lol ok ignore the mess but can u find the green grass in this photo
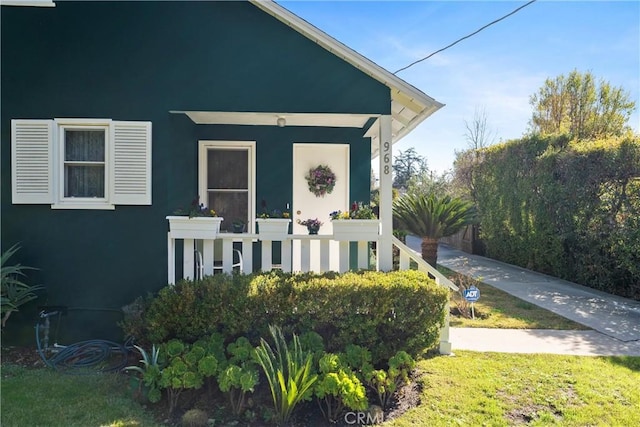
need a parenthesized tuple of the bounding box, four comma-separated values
(1, 364, 160, 427)
(3, 353, 638, 426)
(438, 266, 590, 330)
(385, 352, 640, 426)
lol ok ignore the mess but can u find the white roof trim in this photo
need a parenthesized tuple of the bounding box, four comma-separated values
(1, 0, 55, 6)
(249, 0, 444, 144)
(172, 111, 375, 128)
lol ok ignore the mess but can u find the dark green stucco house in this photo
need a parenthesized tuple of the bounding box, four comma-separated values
(1, 0, 446, 344)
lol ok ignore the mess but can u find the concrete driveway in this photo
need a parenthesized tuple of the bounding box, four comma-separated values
(405, 236, 640, 356)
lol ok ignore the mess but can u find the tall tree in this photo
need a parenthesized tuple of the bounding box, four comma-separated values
(464, 106, 496, 151)
(392, 148, 428, 189)
(452, 106, 495, 204)
(529, 70, 636, 139)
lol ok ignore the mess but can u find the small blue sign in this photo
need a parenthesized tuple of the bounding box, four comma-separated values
(463, 286, 480, 302)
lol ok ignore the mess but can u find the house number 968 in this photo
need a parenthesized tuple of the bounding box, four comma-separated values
(383, 141, 391, 175)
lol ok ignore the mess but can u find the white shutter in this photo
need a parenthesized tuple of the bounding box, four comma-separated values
(111, 121, 152, 205)
(11, 119, 53, 204)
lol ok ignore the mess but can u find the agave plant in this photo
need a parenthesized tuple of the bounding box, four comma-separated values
(1, 244, 43, 328)
(393, 194, 476, 266)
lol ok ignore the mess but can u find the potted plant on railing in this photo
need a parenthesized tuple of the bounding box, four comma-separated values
(231, 219, 246, 234)
(255, 200, 291, 240)
(166, 196, 223, 239)
(297, 218, 323, 235)
(330, 201, 380, 241)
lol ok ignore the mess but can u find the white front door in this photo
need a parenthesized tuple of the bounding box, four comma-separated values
(292, 143, 349, 271)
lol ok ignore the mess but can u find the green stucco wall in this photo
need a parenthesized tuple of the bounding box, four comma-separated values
(1, 1, 389, 342)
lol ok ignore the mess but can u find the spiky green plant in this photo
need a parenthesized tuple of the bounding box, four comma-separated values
(124, 345, 163, 403)
(254, 325, 317, 425)
(393, 194, 476, 266)
(1, 244, 43, 328)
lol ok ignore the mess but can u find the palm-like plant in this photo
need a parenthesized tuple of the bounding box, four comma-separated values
(1, 244, 43, 328)
(393, 194, 477, 266)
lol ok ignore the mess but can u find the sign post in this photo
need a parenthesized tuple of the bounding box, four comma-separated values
(462, 285, 481, 319)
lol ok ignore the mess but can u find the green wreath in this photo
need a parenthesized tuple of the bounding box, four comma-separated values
(305, 165, 336, 197)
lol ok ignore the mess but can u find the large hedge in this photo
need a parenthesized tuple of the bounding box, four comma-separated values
(122, 270, 449, 365)
(472, 134, 640, 300)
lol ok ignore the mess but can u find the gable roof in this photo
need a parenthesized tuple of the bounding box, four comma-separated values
(250, 0, 444, 145)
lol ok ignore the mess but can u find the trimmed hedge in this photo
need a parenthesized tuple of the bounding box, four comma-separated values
(472, 134, 640, 300)
(122, 270, 449, 364)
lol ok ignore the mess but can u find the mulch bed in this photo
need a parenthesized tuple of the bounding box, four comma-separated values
(1, 345, 422, 426)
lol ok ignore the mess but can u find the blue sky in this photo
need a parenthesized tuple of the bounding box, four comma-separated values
(280, 0, 640, 174)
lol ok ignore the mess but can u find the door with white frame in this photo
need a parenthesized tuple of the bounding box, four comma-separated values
(292, 143, 349, 272)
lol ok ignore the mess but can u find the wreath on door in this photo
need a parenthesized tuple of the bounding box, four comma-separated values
(305, 165, 336, 197)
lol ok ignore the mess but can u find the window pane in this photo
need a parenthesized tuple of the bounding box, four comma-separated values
(65, 165, 105, 197)
(208, 191, 248, 232)
(207, 150, 248, 189)
(65, 130, 105, 161)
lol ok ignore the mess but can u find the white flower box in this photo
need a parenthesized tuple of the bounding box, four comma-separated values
(256, 218, 291, 240)
(332, 219, 380, 241)
(166, 216, 223, 239)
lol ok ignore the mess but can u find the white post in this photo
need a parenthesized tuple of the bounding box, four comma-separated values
(439, 300, 454, 355)
(378, 115, 393, 271)
(183, 239, 194, 280)
(167, 232, 175, 285)
(262, 241, 273, 271)
(222, 238, 233, 273)
(241, 238, 253, 274)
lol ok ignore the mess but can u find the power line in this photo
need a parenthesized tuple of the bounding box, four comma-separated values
(393, 0, 537, 75)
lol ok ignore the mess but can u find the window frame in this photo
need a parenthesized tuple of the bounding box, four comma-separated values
(11, 118, 151, 209)
(198, 140, 256, 232)
(56, 118, 112, 209)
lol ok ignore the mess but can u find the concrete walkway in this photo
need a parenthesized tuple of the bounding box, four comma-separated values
(405, 236, 640, 356)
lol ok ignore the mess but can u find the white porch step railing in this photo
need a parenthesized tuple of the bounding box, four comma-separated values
(392, 235, 457, 355)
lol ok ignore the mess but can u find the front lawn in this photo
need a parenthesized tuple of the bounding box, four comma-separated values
(0, 364, 159, 427)
(2, 353, 638, 426)
(387, 352, 640, 427)
(440, 267, 590, 330)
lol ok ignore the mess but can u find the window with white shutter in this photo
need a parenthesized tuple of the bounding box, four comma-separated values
(11, 118, 152, 209)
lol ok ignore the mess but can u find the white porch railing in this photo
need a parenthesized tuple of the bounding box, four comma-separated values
(166, 232, 456, 355)
(167, 233, 376, 283)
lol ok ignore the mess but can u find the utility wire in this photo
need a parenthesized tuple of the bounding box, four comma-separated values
(393, 0, 537, 74)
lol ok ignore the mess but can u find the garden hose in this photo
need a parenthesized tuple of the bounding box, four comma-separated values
(35, 308, 132, 374)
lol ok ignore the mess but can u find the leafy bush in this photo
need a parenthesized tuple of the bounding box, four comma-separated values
(217, 337, 259, 415)
(158, 338, 221, 415)
(123, 270, 449, 364)
(343, 345, 415, 410)
(133, 274, 256, 344)
(315, 353, 368, 422)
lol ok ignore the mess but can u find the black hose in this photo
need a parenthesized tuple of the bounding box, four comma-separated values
(35, 322, 130, 374)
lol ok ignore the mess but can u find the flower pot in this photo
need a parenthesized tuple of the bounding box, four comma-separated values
(332, 219, 380, 241)
(256, 218, 291, 240)
(232, 223, 245, 233)
(166, 216, 223, 239)
(307, 227, 320, 235)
